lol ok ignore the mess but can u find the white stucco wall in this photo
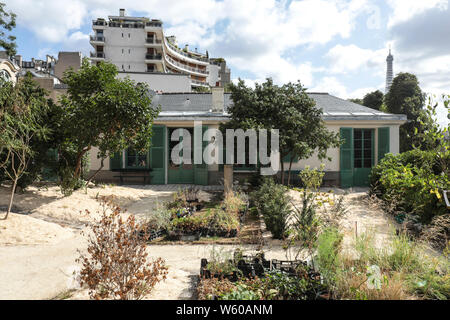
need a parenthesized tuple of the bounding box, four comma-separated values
(90, 146, 110, 170)
(89, 121, 403, 173)
(117, 72, 191, 92)
(103, 27, 149, 72)
(288, 122, 402, 172)
(207, 64, 219, 86)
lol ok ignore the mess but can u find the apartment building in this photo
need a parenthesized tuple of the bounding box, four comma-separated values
(90, 9, 231, 89)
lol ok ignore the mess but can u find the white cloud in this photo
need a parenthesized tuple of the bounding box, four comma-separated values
(325, 44, 386, 75)
(4, 0, 87, 42)
(4, 0, 370, 87)
(310, 76, 349, 97)
(310, 76, 382, 99)
(386, 0, 448, 27)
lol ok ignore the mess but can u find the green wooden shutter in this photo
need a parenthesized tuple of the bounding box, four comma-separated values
(340, 127, 354, 188)
(110, 151, 123, 171)
(149, 125, 166, 184)
(377, 127, 390, 162)
(194, 125, 208, 185)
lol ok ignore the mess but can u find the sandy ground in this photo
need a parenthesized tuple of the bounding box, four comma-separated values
(0, 231, 85, 300)
(0, 212, 74, 246)
(0, 184, 397, 300)
(0, 184, 175, 229)
(289, 188, 398, 252)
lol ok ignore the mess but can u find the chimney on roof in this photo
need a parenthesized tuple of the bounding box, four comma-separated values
(119, 8, 125, 17)
(14, 55, 22, 67)
(211, 85, 224, 113)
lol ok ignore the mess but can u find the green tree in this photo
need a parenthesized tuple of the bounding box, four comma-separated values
(59, 60, 160, 190)
(192, 86, 210, 93)
(385, 72, 433, 152)
(348, 98, 363, 105)
(415, 94, 450, 176)
(363, 90, 384, 110)
(7, 74, 63, 190)
(0, 78, 49, 219)
(0, 2, 16, 56)
(223, 78, 340, 185)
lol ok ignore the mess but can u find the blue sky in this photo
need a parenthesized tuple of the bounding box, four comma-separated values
(4, 0, 450, 125)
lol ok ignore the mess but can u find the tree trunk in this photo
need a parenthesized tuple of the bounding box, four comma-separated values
(3, 179, 17, 220)
(280, 161, 285, 185)
(287, 158, 294, 186)
(87, 157, 105, 185)
(74, 147, 91, 179)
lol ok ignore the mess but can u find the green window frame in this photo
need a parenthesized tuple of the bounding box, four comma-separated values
(125, 148, 149, 169)
(353, 129, 374, 169)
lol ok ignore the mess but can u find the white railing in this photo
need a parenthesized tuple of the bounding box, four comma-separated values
(191, 79, 208, 86)
(165, 55, 208, 75)
(164, 39, 209, 62)
(90, 52, 105, 58)
(90, 35, 105, 42)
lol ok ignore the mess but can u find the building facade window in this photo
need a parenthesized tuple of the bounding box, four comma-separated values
(126, 148, 148, 168)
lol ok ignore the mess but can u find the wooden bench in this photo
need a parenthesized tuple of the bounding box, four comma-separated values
(113, 169, 152, 185)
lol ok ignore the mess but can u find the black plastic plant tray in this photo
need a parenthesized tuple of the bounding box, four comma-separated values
(138, 228, 166, 241)
(270, 259, 307, 273)
(236, 259, 265, 277)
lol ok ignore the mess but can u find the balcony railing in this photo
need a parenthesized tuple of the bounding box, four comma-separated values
(145, 22, 162, 28)
(145, 54, 162, 60)
(191, 79, 208, 86)
(93, 20, 107, 26)
(165, 55, 208, 75)
(146, 38, 162, 44)
(90, 35, 105, 42)
(108, 22, 144, 28)
(90, 52, 105, 58)
(164, 39, 209, 62)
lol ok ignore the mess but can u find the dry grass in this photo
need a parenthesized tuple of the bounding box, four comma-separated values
(333, 253, 413, 300)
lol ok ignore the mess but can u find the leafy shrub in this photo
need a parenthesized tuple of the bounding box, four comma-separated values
(206, 208, 240, 235)
(316, 227, 343, 288)
(197, 277, 236, 300)
(260, 269, 327, 300)
(165, 189, 188, 210)
(198, 269, 328, 300)
(370, 150, 449, 223)
(219, 283, 262, 300)
(286, 190, 321, 260)
(57, 146, 90, 196)
(205, 246, 240, 276)
(251, 178, 291, 239)
(321, 193, 348, 228)
(77, 197, 168, 300)
(146, 206, 172, 231)
(223, 191, 248, 216)
(169, 208, 240, 237)
(298, 164, 325, 191)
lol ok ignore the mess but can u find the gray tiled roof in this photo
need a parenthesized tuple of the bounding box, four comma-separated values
(151, 92, 406, 121)
(151, 92, 233, 113)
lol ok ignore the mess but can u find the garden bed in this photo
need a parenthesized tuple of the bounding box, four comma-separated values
(144, 188, 255, 244)
(197, 250, 329, 300)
